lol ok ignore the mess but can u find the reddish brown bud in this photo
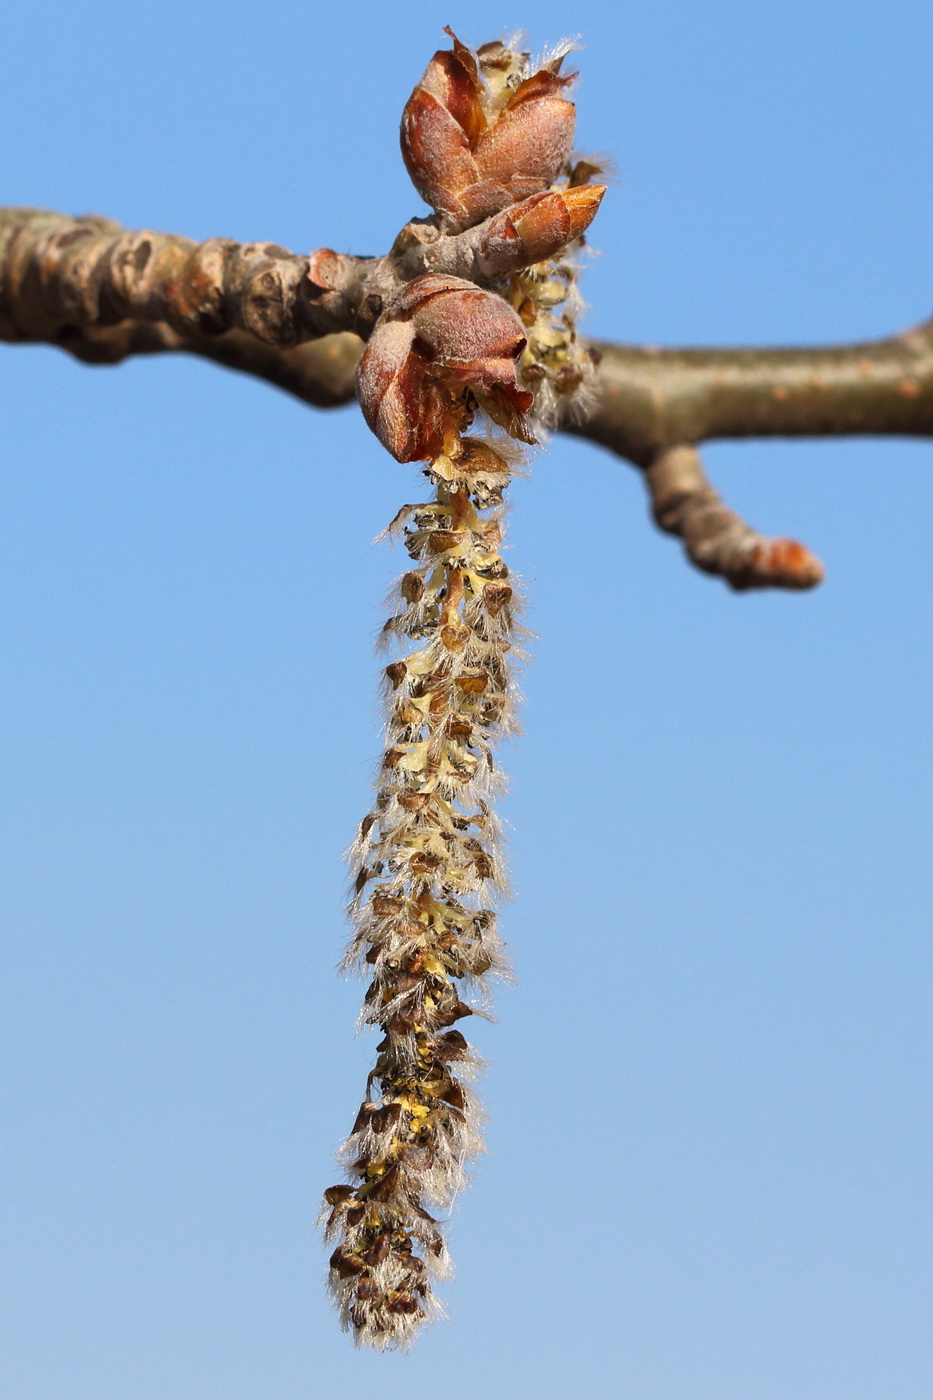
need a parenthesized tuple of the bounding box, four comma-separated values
(400, 32, 489, 223)
(357, 276, 533, 462)
(472, 70, 576, 199)
(423, 29, 487, 146)
(479, 185, 605, 275)
(400, 31, 578, 227)
(400, 91, 483, 222)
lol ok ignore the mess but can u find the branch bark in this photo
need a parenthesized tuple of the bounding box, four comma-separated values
(576, 333, 933, 465)
(4, 207, 932, 589)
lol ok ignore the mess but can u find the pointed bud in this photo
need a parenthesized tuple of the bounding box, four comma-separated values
(478, 185, 606, 275)
(424, 28, 487, 145)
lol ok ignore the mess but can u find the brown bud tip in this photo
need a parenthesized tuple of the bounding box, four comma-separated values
(562, 182, 607, 235)
(737, 538, 826, 591)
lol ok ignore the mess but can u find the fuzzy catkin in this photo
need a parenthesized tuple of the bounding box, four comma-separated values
(323, 27, 602, 1351)
(322, 220, 596, 1358)
(321, 436, 521, 1348)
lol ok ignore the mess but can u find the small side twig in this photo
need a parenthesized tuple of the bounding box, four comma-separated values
(644, 444, 824, 591)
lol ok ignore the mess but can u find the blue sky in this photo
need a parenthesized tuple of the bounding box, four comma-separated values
(2, 3, 932, 1397)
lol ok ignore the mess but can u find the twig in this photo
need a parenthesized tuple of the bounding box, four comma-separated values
(643, 445, 824, 591)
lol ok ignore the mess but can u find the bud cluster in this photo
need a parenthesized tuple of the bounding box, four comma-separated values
(400, 29, 605, 428)
(322, 436, 521, 1347)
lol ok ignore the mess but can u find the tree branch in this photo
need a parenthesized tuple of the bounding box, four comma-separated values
(568, 331, 933, 589)
(20, 315, 361, 409)
(4, 207, 931, 590)
(0, 207, 378, 347)
(576, 332, 933, 465)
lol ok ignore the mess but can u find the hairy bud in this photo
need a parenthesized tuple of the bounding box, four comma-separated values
(478, 184, 606, 276)
(401, 28, 577, 228)
(357, 275, 533, 462)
